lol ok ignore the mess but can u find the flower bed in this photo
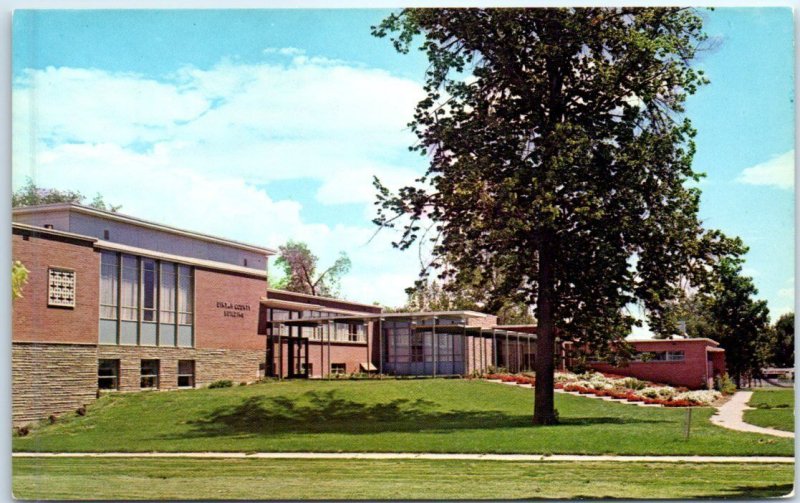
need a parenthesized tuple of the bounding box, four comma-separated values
(487, 371, 721, 407)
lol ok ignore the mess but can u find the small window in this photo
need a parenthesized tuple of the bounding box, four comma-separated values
(331, 363, 346, 375)
(140, 359, 159, 389)
(301, 363, 313, 375)
(177, 360, 195, 388)
(103, 229, 110, 240)
(667, 351, 685, 362)
(48, 268, 76, 308)
(44, 224, 53, 229)
(243, 258, 248, 267)
(98, 359, 120, 390)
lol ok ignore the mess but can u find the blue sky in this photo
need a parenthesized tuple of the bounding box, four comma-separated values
(11, 8, 795, 330)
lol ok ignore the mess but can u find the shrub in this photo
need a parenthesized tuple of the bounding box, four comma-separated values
(76, 406, 86, 416)
(208, 380, 233, 389)
(714, 373, 736, 395)
(16, 426, 29, 437)
(622, 377, 646, 390)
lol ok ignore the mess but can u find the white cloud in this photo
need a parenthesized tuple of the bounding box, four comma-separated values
(12, 54, 428, 306)
(737, 150, 795, 190)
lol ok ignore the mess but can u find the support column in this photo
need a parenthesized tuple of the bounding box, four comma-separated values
(378, 318, 384, 377)
(327, 320, 332, 379)
(432, 317, 437, 377)
(492, 329, 497, 369)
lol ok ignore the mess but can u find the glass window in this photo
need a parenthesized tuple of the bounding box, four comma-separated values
(331, 363, 346, 375)
(140, 359, 159, 388)
(142, 259, 157, 322)
(159, 263, 176, 324)
(120, 255, 139, 321)
(667, 351, 685, 362)
(177, 265, 193, 325)
(177, 360, 195, 388)
(411, 332, 424, 362)
(100, 252, 118, 320)
(98, 359, 119, 390)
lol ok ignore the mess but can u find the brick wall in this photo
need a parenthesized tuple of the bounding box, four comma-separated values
(590, 340, 717, 389)
(194, 267, 266, 351)
(12, 232, 100, 344)
(12, 342, 98, 425)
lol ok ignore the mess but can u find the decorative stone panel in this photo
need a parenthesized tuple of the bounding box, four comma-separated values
(12, 342, 98, 426)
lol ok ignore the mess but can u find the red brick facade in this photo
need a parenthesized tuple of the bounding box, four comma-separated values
(589, 339, 727, 389)
(12, 231, 100, 344)
(194, 267, 266, 351)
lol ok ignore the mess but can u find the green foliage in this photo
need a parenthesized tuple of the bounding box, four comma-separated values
(622, 378, 647, 391)
(12, 178, 121, 212)
(768, 313, 794, 368)
(743, 389, 794, 432)
(713, 373, 736, 395)
(12, 260, 29, 300)
(273, 240, 351, 297)
(371, 8, 738, 423)
(207, 380, 233, 389)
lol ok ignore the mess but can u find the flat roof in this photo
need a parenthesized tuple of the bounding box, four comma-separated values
(13, 203, 276, 256)
(265, 288, 382, 310)
(626, 338, 720, 346)
(13, 222, 98, 244)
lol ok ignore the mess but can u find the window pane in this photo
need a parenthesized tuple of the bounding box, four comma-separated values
(159, 263, 176, 323)
(100, 252, 118, 319)
(120, 255, 139, 321)
(177, 360, 194, 388)
(177, 265, 193, 326)
(140, 359, 159, 388)
(142, 259, 157, 322)
(98, 359, 119, 390)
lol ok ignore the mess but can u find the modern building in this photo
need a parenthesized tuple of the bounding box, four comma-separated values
(587, 338, 727, 389)
(11, 203, 537, 425)
(11, 203, 725, 425)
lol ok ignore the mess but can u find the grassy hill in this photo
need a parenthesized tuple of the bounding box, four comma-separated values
(13, 379, 794, 456)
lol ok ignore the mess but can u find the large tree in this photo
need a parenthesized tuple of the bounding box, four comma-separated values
(372, 8, 738, 424)
(12, 178, 121, 212)
(272, 241, 352, 297)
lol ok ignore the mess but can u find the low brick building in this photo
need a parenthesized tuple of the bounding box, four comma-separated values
(12, 203, 536, 425)
(588, 338, 727, 389)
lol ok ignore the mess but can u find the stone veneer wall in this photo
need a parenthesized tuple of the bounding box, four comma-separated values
(96, 345, 266, 391)
(13, 342, 266, 425)
(13, 342, 99, 425)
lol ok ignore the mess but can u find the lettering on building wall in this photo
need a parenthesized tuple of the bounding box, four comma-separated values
(216, 301, 251, 319)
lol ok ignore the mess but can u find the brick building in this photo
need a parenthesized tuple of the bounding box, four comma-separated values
(588, 338, 727, 389)
(11, 203, 535, 425)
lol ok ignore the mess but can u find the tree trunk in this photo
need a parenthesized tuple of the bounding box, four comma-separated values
(533, 233, 558, 425)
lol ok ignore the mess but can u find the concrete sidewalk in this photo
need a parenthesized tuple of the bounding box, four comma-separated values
(711, 391, 795, 439)
(12, 452, 795, 463)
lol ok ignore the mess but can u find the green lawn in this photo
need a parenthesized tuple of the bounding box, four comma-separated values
(13, 379, 794, 455)
(744, 389, 795, 432)
(12, 458, 794, 500)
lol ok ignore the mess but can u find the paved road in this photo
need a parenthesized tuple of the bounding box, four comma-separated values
(711, 391, 795, 439)
(12, 452, 794, 463)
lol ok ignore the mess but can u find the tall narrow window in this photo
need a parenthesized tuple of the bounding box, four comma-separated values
(120, 255, 139, 321)
(142, 259, 157, 322)
(177, 265, 193, 347)
(159, 262, 176, 346)
(140, 259, 158, 345)
(99, 252, 119, 344)
(119, 255, 139, 344)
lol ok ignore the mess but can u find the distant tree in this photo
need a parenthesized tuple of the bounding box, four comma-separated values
(12, 178, 121, 212)
(273, 241, 351, 297)
(768, 312, 794, 368)
(706, 258, 772, 386)
(12, 261, 29, 300)
(373, 7, 737, 424)
(652, 291, 716, 340)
